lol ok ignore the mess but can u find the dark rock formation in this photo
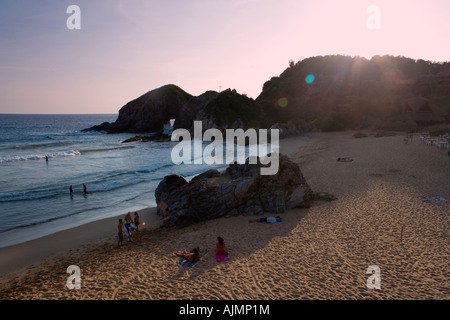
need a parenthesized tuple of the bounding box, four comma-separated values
(198, 89, 269, 131)
(122, 130, 171, 143)
(256, 55, 450, 131)
(154, 154, 332, 229)
(83, 84, 195, 134)
(84, 56, 449, 136)
(83, 85, 268, 135)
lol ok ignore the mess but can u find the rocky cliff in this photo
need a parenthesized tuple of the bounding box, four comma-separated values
(83, 85, 266, 134)
(83, 84, 199, 133)
(84, 55, 449, 135)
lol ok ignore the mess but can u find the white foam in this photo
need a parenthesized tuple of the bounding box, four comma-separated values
(0, 150, 81, 163)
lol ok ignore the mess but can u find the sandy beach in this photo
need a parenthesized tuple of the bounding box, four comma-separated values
(0, 131, 448, 300)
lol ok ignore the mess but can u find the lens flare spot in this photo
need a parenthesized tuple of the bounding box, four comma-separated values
(305, 74, 315, 84)
(277, 97, 288, 107)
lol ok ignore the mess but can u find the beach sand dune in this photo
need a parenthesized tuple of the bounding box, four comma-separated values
(0, 131, 448, 299)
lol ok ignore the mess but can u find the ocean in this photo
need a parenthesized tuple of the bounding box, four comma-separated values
(0, 114, 239, 247)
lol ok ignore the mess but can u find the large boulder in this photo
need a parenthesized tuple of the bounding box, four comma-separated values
(154, 154, 319, 228)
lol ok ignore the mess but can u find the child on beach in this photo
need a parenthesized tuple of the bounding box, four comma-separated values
(118, 219, 124, 247)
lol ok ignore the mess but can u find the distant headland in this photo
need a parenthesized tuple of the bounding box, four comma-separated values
(83, 55, 450, 137)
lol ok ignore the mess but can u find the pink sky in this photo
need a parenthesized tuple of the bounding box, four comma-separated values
(0, 0, 448, 114)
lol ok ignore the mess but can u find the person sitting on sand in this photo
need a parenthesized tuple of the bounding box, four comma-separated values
(174, 247, 200, 263)
(337, 157, 353, 162)
(248, 216, 282, 224)
(118, 219, 124, 247)
(216, 236, 227, 255)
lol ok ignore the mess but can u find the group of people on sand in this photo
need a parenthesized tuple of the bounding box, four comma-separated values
(117, 199, 284, 261)
(174, 236, 229, 263)
(117, 211, 140, 247)
(172, 215, 284, 263)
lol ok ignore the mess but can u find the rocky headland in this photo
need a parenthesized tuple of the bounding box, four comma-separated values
(84, 55, 449, 140)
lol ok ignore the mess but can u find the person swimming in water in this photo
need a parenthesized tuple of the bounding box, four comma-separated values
(82, 184, 88, 194)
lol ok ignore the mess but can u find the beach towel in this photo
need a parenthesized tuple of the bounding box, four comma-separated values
(259, 221, 283, 224)
(178, 251, 207, 268)
(418, 196, 431, 203)
(433, 196, 447, 202)
(215, 252, 230, 263)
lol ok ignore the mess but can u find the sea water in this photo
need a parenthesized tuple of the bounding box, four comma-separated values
(0, 114, 236, 247)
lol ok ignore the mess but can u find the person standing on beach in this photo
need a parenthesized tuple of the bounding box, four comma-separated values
(125, 212, 132, 224)
(134, 212, 140, 235)
(163, 208, 171, 229)
(118, 219, 124, 247)
(134, 212, 140, 227)
(123, 212, 134, 242)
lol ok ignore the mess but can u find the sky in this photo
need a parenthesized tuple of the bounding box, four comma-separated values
(0, 0, 449, 114)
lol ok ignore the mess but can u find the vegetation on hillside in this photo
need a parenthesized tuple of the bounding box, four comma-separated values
(256, 55, 450, 131)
